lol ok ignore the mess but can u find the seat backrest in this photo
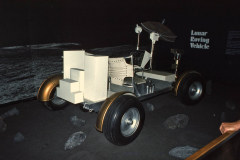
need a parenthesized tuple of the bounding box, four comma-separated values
(108, 57, 133, 85)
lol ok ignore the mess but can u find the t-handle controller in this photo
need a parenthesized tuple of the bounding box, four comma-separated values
(171, 49, 184, 79)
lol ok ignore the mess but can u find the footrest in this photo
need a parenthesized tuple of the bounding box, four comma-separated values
(137, 70, 175, 82)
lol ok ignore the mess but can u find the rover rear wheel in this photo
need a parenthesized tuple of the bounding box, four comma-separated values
(176, 72, 206, 105)
(42, 87, 69, 110)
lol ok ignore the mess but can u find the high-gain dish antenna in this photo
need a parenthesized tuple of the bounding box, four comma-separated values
(141, 21, 177, 69)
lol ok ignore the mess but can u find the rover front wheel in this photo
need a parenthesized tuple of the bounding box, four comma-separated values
(102, 95, 145, 145)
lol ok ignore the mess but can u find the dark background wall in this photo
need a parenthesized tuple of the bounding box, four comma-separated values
(0, 0, 238, 48)
(0, 0, 240, 104)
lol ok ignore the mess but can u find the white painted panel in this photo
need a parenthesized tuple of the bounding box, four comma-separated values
(84, 55, 108, 102)
(57, 87, 83, 104)
(70, 68, 84, 91)
(63, 50, 85, 79)
(59, 79, 80, 92)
